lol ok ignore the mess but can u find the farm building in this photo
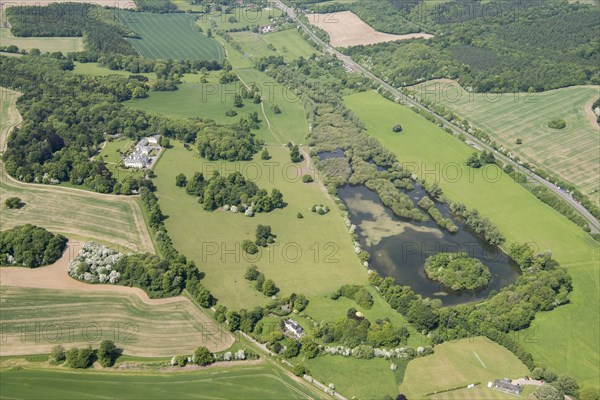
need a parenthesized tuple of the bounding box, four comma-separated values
(491, 379, 522, 395)
(283, 319, 305, 339)
(261, 25, 274, 33)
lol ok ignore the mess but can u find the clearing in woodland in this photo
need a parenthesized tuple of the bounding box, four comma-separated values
(0, 86, 21, 151)
(306, 11, 432, 48)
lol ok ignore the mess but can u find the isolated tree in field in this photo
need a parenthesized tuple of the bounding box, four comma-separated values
(262, 279, 278, 296)
(245, 265, 260, 280)
(272, 104, 281, 114)
(175, 173, 187, 187)
(261, 148, 271, 160)
(516, 138, 523, 145)
(392, 124, 403, 133)
(302, 174, 313, 183)
(466, 152, 482, 168)
(297, 212, 303, 218)
(290, 144, 303, 163)
(233, 94, 243, 108)
(50, 345, 66, 363)
(97, 340, 118, 367)
(5, 197, 25, 209)
(193, 346, 214, 366)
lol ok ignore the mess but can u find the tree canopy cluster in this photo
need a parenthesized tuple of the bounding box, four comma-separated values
(343, 0, 599, 92)
(424, 252, 491, 291)
(181, 171, 284, 213)
(245, 265, 279, 296)
(0, 224, 67, 268)
(331, 284, 374, 309)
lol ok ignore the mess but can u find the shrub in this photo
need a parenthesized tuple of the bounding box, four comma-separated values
(225, 109, 238, 117)
(297, 212, 303, 219)
(175, 173, 187, 187)
(271, 104, 281, 114)
(548, 119, 566, 129)
(5, 197, 25, 209)
(293, 364, 309, 377)
(261, 148, 271, 160)
(65, 346, 94, 369)
(50, 345, 66, 363)
(302, 174, 314, 183)
(290, 144, 303, 163)
(392, 124, 403, 133)
(97, 340, 118, 367)
(242, 240, 258, 254)
(262, 279, 278, 296)
(516, 138, 523, 145)
(193, 346, 214, 366)
(245, 265, 260, 280)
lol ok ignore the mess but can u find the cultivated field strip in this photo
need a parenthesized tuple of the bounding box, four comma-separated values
(0, 286, 233, 356)
(118, 12, 223, 61)
(0, 87, 21, 151)
(0, 164, 154, 253)
(412, 82, 600, 204)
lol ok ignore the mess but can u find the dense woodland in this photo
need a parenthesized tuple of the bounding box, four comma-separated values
(0, 225, 67, 268)
(0, 55, 258, 193)
(343, 0, 599, 92)
(7, 4, 138, 56)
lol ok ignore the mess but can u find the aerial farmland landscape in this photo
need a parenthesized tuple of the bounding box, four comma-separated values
(0, 0, 598, 399)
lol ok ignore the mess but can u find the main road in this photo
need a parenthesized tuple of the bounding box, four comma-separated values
(273, 0, 600, 234)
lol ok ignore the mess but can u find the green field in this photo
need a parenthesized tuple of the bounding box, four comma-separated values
(399, 337, 529, 398)
(0, 27, 84, 53)
(0, 286, 231, 357)
(344, 90, 600, 386)
(153, 142, 366, 312)
(0, 163, 154, 252)
(230, 29, 316, 62)
(0, 86, 21, 151)
(117, 12, 223, 61)
(305, 355, 400, 399)
(0, 364, 321, 399)
(125, 69, 308, 145)
(411, 81, 600, 205)
(429, 384, 536, 400)
(212, 8, 284, 31)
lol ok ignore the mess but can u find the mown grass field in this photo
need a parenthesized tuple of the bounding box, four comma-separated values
(305, 355, 400, 399)
(410, 81, 600, 205)
(0, 163, 154, 252)
(0, 364, 320, 399)
(0, 86, 21, 151)
(399, 337, 529, 398)
(0, 286, 230, 356)
(153, 142, 365, 313)
(117, 12, 223, 61)
(0, 27, 84, 53)
(345, 90, 600, 386)
(230, 29, 316, 62)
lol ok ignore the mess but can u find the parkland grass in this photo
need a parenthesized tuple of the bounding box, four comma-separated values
(0, 286, 231, 356)
(153, 142, 366, 313)
(0, 163, 154, 252)
(399, 337, 529, 398)
(230, 29, 316, 62)
(411, 81, 600, 205)
(117, 12, 223, 61)
(0, 364, 320, 399)
(345, 90, 600, 386)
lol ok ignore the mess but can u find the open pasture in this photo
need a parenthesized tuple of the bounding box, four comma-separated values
(0, 27, 84, 53)
(306, 11, 432, 48)
(410, 80, 600, 205)
(117, 11, 223, 61)
(230, 29, 316, 62)
(0, 364, 320, 399)
(153, 142, 365, 312)
(399, 337, 529, 399)
(344, 90, 600, 386)
(0, 163, 154, 252)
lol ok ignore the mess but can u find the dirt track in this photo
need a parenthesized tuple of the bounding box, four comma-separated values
(307, 11, 433, 48)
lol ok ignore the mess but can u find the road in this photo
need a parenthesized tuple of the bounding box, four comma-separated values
(273, 0, 600, 234)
